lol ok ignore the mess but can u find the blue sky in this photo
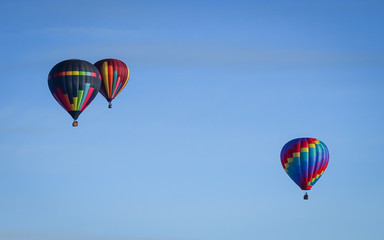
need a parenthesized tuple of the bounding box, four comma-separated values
(1, 0, 384, 239)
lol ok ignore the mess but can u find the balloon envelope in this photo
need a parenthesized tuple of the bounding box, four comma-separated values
(48, 59, 101, 122)
(94, 58, 130, 106)
(281, 138, 329, 190)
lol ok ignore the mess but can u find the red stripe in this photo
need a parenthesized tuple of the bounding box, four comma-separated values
(324, 161, 329, 169)
(64, 94, 72, 111)
(300, 140, 308, 148)
(286, 149, 293, 158)
(111, 76, 121, 99)
(91, 72, 96, 77)
(318, 161, 328, 175)
(56, 88, 71, 111)
(281, 153, 287, 163)
(53, 93, 67, 110)
(80, 87, 94, 111)
(54, 72, 66, 77)
(293, 144, 300, 153)
(308, 172, 314, 184)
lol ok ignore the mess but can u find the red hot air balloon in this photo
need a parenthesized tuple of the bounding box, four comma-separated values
(280, 138, 329, 200)
(94, 59, 130, 108)
(48, 59, 101, 126)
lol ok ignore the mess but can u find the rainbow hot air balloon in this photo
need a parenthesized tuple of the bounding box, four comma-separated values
(94, 59, 130, 108)
(280, 138, 329, 200)
(48, 59, 102, 126)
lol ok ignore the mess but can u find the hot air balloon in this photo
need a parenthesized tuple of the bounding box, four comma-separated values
(280, 138, 329, 200)
(48, 59, 101, 126)
(94, 59, 130, 108)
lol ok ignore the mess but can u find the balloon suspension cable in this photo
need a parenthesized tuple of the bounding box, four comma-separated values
(304, 192, 308, 200)
(72, 121, 78, 127)
(108, 102, 112, 108)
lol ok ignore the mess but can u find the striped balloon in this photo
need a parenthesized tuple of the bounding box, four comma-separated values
(281, 138, 329, 191)
(48, 59, 101, 126)
(94, 59, 130, 108)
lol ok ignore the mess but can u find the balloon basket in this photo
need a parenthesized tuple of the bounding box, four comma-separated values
(304, 192, 308, 200)
(108, 103, 112, 108)
(72, 121, 78, 127)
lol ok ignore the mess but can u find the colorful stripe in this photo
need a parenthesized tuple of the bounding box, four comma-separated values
(49, 71, 101, 79)
(48, 59, 102, 122)
(94, 59, 130, 103)
(54, 84, 94, 111)
(78, 83, 91, 111)
(111, 76, 121, 99)
(80, 87, 95, 111)
(281, 138, 329, 190)
(115, 69, 129, 97)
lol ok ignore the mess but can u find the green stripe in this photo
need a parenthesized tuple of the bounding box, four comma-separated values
(112, 71, 118, 96)
(77, 90, 84, 110)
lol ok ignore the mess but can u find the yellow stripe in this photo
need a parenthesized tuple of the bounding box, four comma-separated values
(287, 158, 293, 163)
(301, 148, 308, 152)
(293, 152, 300, 157)
(73, 97, 78, 111)
(72, 71, 79, 75)
(308, 144, 315, 148)
(284, 163, 289, 168)
(102, 61, 110, 97)
(285, 169, 288, 173)
(311, 174, 321, 183)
